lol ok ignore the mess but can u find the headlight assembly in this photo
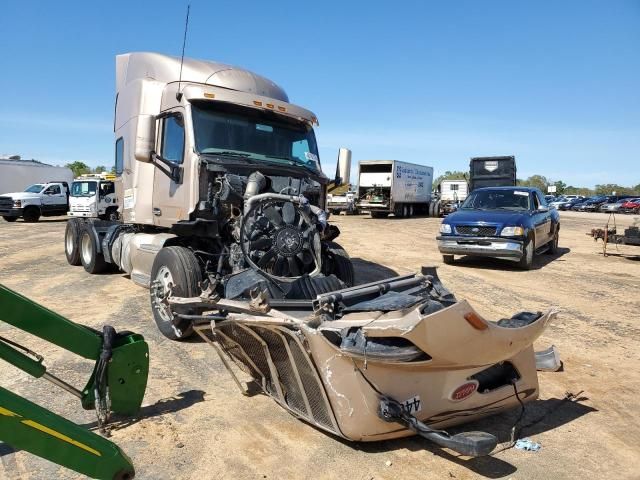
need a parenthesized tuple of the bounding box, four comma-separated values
(501, 226, 524, 237)
(439, 223, 452, 234)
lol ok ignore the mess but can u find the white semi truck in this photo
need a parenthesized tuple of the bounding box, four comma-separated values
(436, 179, 469, 216)
(68, 173, 119, 220)
(356, 160, 434, 218)
(65, 52, 353, 340)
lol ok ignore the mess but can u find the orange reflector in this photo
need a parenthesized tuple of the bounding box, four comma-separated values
(464, 312, 488, 330)
(277, 106, 286, 112)
(203, 92, 215, 98)
(253, 101, 263, 106)
(266, 103, 274, 109)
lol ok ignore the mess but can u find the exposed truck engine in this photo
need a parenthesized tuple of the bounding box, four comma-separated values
(65, 52, 353, 339)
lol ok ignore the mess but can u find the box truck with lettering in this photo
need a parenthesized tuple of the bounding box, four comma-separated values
(355, 160, 434, 218)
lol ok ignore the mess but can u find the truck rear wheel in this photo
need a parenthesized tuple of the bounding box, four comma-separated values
(2, 216, 17, 222)
(65, 219, 82, 266)
(23, 206, 41, 223)
(150, 246, 202, 341)
(80, 228, 108, 273)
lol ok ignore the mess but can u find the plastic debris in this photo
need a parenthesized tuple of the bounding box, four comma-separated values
(514, 438, 541, 452)
(385, 460, 392, 467)
(535, 345, 562, 372)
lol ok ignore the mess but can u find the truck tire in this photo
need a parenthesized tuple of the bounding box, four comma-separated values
(150, 246, 202, 341)
(371, 212, 386, 219)
(546, 226, 559, 255)
(393, 203, 404, 218)
(80, 227, 107, 273)
(65, 219, 82, 266)
(100, 207, 119, 221)
(23, 206, 41, 223)
(442, 254, 455, 265)
(321, 241, 355, 287)
(517, 236, 534, 270)
(2, 216, 17, 222)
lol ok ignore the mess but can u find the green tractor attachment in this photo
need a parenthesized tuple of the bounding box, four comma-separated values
(0, 284, 149, 479)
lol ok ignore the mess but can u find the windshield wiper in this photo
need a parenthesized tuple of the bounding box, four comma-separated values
(206, 150, 252, 158)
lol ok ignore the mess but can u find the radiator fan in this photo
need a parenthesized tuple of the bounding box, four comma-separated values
(240, 199, 322, 280)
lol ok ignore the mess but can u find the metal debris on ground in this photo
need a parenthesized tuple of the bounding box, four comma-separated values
(514, 438, 542, 452)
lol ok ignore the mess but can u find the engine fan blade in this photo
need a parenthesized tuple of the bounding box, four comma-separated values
(249, 237, 272, 251)
(272, 256, 288, 276)
(257, 248, 277, 268)
(282, 201, 296, 225)
(263, 206, 284, 227)
(298, 250, 314, 266)
(287, 256, 301, 276)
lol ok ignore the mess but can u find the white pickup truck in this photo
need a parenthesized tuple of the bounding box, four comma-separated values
(0, 181, 70, 222)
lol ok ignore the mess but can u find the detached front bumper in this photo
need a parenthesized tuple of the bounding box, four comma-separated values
(437, 235, 523, 259)
(0, 208, 23, 218)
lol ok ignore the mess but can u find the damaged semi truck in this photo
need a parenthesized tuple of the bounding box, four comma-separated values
(65, 52, 354, 340)
(65, 52, 559, 457)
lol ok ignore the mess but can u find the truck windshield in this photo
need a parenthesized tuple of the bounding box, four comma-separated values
(191, 102, 321, 173)
(461, 190, 531, 211)
(24, 184, 44, 193)
(71, 181, 97, 197)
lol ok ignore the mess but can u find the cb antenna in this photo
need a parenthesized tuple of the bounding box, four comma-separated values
(176, 3, 191, 101)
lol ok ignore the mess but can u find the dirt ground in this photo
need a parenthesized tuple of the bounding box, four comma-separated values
(1, 211, 639, 480)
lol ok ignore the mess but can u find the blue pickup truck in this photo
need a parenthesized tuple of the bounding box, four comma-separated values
(436, 186, 560, 270)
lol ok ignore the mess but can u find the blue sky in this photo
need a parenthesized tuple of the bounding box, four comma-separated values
(1, 0, 638, 187)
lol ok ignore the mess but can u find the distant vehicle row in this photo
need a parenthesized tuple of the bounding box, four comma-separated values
(547, 195, 640, 213)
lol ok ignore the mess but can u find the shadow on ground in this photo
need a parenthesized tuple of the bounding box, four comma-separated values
(452, 247, 571, 271)
(342, 393, 596, 479)
(352, 257, 399, 284)
(84, 389, 206, 431)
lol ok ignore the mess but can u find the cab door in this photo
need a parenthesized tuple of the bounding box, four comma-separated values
(531, 192, 551, 248)
(41, 184, 66, 213)
(152, 109, 189, 227)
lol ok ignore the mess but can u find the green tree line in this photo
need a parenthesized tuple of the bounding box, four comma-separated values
(64, 161, 114, 177)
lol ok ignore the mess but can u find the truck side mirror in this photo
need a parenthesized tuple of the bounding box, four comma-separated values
(134, 115, 156, 162)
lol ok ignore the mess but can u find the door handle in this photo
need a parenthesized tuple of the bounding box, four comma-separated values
(153, 208, 162, 216)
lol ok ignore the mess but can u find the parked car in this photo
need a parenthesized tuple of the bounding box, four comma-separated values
(436, 186, 560, 270)
(573, 196, 606, 211)
(620, 198, 640, 214)
(599, 199, 630, 213)
(548, 197, 568, 209)
(559, 197, 585, 210)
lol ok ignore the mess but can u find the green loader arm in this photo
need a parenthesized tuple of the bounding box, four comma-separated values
(0, 386, 135, 480)
(0, 284, 150, 479)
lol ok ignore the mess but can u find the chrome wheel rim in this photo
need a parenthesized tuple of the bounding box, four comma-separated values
(66, 228, 74, 255)
(151, 266, 174, 324)
(81, 233, 92, 265)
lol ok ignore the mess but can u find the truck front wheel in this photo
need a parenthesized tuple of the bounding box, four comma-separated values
(150, 246, 202, 341)
(65, 219, 82, 265)
(2, 216, 17, 222)
(321, 241, 355, 287)
(80, 228, 107, 273)
(23, 206, 41, 223)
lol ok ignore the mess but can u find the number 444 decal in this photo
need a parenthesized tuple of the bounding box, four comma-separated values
(380, 395, 422, 416)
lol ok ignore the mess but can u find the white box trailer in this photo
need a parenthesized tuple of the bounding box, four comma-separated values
(356, 160, 433, 218)
(0, 158, 73, 194)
